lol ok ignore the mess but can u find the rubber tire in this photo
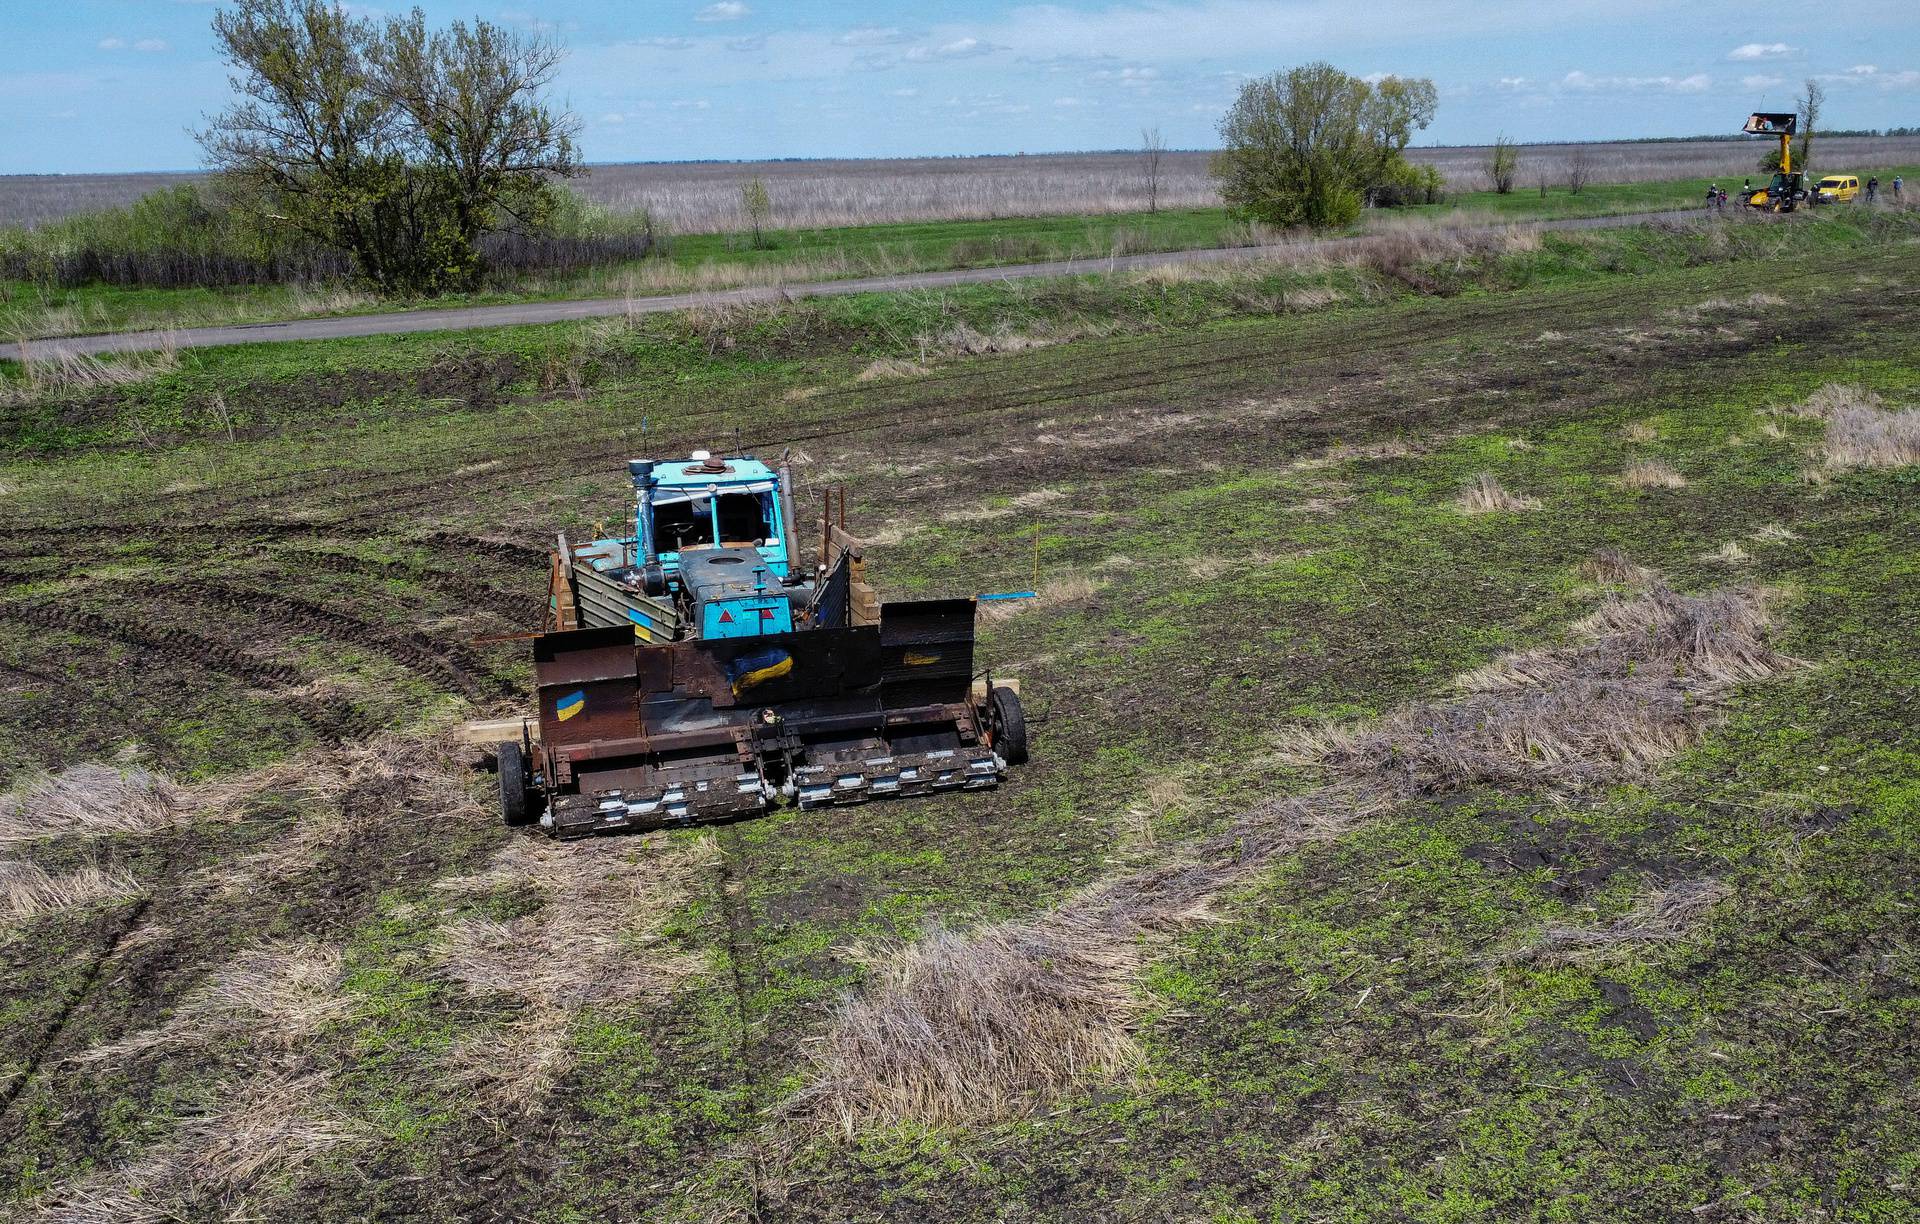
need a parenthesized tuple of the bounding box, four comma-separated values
(498, 741, 535, 827)
(988, 687, 1029, 766)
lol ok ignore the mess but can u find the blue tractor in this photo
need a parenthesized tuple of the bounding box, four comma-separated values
(495, 451, 1028, 838)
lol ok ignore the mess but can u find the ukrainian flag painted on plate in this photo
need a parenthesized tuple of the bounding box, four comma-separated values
(556, 689, 586, 721)
(727, 648, 793, 696)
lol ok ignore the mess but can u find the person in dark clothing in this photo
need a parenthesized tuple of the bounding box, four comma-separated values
(1867, 176, 1879, 202)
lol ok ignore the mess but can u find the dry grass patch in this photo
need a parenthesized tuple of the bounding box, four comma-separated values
(1620, 458, 1686, 489)
(2, 335, 179, 403)
(1453, 471, 1540, 514)
(798, 918, 1146, 1133)
(798, 790, 1366, 1130)
(27, 1071, 366, 1224)
(71, 943, 350, 1067)
(0, 860, 142, 926)
(433, 834, 717, 1112)
(207, 731, 487, 891)
(1700, 541, 1752, 565)
(1751, 523, 1800, 543)
(0, 763, 184, 845)
(1620, 421, 1658, 443)
(1578, 547, 1657, 589)
(978, 575, 1105, 622)
(856, 357, 929, 382)
(1793, 383, 1920, 470)
(1514, 878, 1728, 963)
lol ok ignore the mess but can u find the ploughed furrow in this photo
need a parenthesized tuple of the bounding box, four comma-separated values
(26, 246, 1920, 547)
(154, 580, 519, 705)
(0, 601, 373, 742)
(285, 548, 545, 628)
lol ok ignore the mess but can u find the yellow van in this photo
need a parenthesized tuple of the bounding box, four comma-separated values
(1816, 175, 1861, 203)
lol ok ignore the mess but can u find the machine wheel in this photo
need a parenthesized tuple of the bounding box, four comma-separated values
(497, 740, 535, 827)
(987, 686, 1029, 766)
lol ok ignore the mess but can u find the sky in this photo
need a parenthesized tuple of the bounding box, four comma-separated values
(1, 0, 1915, 174)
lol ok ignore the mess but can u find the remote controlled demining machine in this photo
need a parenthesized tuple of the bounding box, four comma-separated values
(493, 451, 1028, 838)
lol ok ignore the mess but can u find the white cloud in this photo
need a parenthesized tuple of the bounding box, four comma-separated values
(1728, 42, 1794, 61)
(1054, 96, 1085, 107)
(670, 98, 712, 110)
(1848, 64, 1878, 75)
(1741, 74, 1784, 89)
(598, 112, 626, 124)
(134, 38, 170, 52)
(1497, 76, 1530, 89)
(97, 37, 126, 50)
(904, 37, 996, 62)
(632, 36, 695, 50)
(98, 36, 169, 53)
(695, 2, 749, 22)
(1089, 65, 1161, 88)
(1563, 70, 1711, 93)
(890, 87, 919, 97)
(1359, 72, 1389, 86)
(727, 35, 765, 52)
(837, 26, 910, 47)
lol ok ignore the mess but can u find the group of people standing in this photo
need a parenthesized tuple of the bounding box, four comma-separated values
(1708, 173, 1904, 210)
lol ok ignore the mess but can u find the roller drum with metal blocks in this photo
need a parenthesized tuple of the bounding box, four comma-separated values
(492, 450, 1028, 838)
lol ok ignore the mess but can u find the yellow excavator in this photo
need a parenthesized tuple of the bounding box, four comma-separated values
(1742, 112, 1806, 212)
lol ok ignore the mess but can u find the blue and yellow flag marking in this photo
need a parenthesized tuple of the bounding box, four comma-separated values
(728, 649, 794, 696)
(556, 689, 586, 722)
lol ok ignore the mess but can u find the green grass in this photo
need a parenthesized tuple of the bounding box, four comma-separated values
(1, 210, 1918, 1221)
(7, 165, 1914, 341)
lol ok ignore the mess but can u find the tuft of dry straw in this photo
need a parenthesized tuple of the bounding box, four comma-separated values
(856, 357, 929, 382)
(1453, 471, 1540, 514)
(0, 764, 184, 845)
(1794, 383, 1920, 470)
(800, 917, 1145, 1134)
(1, 860, 143, 925)
(1513, 878, 1728, 963)
(1578, 547, 1657, 589)
(1620, 458, 1686, 489)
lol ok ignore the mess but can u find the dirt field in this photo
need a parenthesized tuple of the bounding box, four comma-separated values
(7, 136, 1920, 231)
(2, 215, 1918, 1220)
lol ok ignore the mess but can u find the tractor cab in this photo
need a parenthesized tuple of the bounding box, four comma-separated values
(636, 452, 794, 580)
(550, 451, 816, 645)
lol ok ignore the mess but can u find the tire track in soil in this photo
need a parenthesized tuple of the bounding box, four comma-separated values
(153, 579, 519, 705)
(14, 249, 1915, 550)
(172, 248, 1920, 531)
(284, 548, 545, 627)
(713, 824, 772, 1221)
(0, 602, 377, 743)
(0, 839, 176, 1131)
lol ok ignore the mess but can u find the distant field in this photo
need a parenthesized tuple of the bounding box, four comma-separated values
(5, 136, 1919, 231)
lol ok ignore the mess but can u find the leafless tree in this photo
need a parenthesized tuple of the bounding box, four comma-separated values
(741, 176, 772, 248)
(1797, 78, 1825, 172)
(1140, 126, 1165, 214)
(1566, 145, 1593, 195)
(1487, 135, 1519, 194)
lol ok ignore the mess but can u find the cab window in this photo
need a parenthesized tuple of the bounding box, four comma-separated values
(654, 499, 711, 553)
(715, 492, 773, 544)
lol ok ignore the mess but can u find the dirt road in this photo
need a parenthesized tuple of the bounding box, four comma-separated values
(0, 210, 1701, 361)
